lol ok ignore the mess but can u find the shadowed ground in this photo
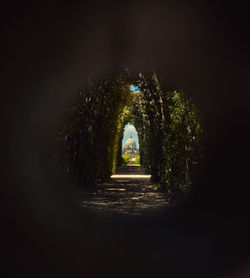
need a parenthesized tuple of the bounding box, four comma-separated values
(81, 165, 168, 216)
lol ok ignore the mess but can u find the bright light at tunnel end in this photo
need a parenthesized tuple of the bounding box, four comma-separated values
(111, 174, 151, 179)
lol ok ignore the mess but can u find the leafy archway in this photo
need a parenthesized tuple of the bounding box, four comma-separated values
(54, 69, 203, 201)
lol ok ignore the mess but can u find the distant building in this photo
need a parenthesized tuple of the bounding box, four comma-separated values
(122, 135, 139, 155)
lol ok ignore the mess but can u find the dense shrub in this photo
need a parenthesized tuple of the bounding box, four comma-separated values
(130, 72, 203, 201)
(122, 155, 129, 165)
(54, 69, 132, 188)
(135, 156, 140, 164)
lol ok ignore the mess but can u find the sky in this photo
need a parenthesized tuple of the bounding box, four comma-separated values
(122, 124, 139, 148)
(130, 84, 140, 92)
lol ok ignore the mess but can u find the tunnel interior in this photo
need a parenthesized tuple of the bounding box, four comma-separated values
(53, 69, 204, 214)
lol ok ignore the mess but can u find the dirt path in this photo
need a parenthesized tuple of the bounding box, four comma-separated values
(80, 165, 168, 216)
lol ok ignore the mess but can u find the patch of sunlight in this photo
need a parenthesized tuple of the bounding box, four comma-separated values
(111, 174, 151, 179)
(105, 188, 126, 191)
(131, 196, 144, 200)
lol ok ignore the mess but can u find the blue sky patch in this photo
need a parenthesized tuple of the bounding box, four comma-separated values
(130, 85, 140, 93)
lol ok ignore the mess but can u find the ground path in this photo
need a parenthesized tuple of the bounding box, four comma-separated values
(80, 165, 168, 216)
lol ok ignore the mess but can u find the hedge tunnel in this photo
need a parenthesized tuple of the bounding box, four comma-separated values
(54, 69, 203, 202)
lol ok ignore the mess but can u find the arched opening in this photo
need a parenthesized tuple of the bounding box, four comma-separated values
(122, 124, 140, 165)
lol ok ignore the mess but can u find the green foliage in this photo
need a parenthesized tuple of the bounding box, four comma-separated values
(122, 154, 140, 164)
(122, 155, 129, 165)
(130, 72, 203, 201)
(135, 156, 140, 164)
(55, 69, 132, 188)
(54, 69, 203, 201)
